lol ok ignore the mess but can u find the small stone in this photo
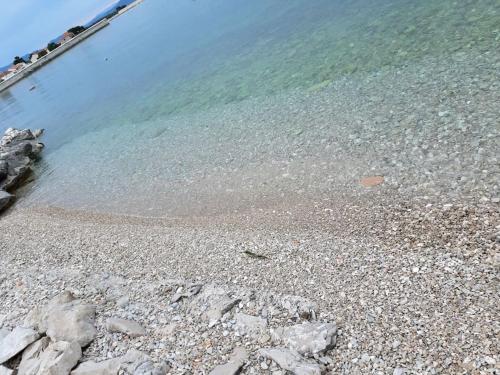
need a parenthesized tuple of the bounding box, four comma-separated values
(272, 322, 337, 355)
(209, 347, 248, 375)
(259, 348, 321, 375)
(234, 313, 267, 338)
(360, 176, 384, 187)
(106, 318, 146, 338)
(393, 368, 406, 375)
(116, 296, 129, 307)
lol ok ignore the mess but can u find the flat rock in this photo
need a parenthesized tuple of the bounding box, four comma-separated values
(259, 348, 321, 375)
(272, 322, 337, 355)
(71, 349, 144, 375)
(0, 328, 10, 341)
(106, 318, 146, 338)
(209, 347, 248, 375)
(234, 313, 267, 338)
(204, 294, 240, 327)
(0, 326, 40, 363)
(25, 291, 97, 347)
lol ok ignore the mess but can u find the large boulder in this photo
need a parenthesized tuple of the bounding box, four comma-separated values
(0, 326, 40, 364)
(25, 292, 97, 347)
(0, 366, 13, 375)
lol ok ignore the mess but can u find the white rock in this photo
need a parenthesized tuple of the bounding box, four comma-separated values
(106, 318, 146, 338)
(259, 348, 321, 375)
(272, 322, 337, 355)
(71, 350, 143, 375)
(18, 337, 50, 375)
(0, 366, 13, 375)
(0, 328, 10, 342)
(0, 326, 40, 363)
(209, 347, 248, 375)
(234, 313, 267, 338)
(25, 292, 97, 347)
(18, 340, 81, 375)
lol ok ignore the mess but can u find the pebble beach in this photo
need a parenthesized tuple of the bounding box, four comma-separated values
(0, 44, 499, 374)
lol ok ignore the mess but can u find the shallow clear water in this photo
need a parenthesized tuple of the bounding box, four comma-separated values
(1, 0, 498, 216)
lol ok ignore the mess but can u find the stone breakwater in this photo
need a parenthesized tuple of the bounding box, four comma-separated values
(0, 128, 44, 212)
(0, 282, 338, 375)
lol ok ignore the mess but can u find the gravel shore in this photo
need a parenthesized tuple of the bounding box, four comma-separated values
(1, 49, 499, 374)
(0, 192, 498, 374)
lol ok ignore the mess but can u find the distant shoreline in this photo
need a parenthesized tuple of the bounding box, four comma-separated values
(0, 0, 144, 94)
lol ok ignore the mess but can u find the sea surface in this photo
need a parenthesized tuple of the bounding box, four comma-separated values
(0, 0, 498, 216)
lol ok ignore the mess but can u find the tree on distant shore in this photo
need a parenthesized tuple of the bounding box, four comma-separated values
(68, 26, 86, 35)
(13, 56, 26, 65)
(38, 49, 48, 58)
(47, 42, 60, 52)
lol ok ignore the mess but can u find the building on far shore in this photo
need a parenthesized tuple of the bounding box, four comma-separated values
(0, 71, 9, 82)
(59, 32, 75, 45)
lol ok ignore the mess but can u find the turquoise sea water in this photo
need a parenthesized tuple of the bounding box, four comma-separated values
(0, 0, 498, 216)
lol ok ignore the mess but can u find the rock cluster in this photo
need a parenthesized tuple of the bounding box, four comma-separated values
(0, 281, 338, 374)
(0, 291, 163, 374)
(0, 128, 44, 211)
